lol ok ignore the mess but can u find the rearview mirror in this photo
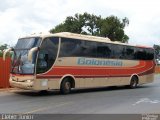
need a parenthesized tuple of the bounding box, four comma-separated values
(3, 48, 13, 61)
(28, 47, 38, 62)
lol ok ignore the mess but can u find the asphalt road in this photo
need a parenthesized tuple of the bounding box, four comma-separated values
(0, 74, 160, 114)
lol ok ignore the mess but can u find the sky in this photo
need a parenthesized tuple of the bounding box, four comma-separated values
(0, 0, 160, 47)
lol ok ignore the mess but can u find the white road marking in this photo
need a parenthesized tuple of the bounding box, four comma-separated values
(133, 98, 160, 106)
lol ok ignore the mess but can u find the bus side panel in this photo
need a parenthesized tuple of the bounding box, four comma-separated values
(36, 57, 155, 89)
(138, 73, 154, 85)
(75, 77, 130, 88)
(33, 78, 60, 90)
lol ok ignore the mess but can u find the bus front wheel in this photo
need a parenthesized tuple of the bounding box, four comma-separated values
(60, 78, 71, 94)
(129, 76, 138, 89)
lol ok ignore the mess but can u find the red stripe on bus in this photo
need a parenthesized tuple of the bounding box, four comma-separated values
(36, 61, 155, 79)
(36, 75, 130, 79)
(36, 69, 154, 79)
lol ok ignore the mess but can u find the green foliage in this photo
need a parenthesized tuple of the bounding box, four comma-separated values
(50, 13, 129, 43)
(0, 44, 8, 51)
(154, 44, 160, 59)
(0, 51, 2, 57)
(0, 44, 10, 58)
(100, 16, 129, 42)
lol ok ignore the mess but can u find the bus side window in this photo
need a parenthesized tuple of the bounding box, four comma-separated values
(97, 42, 111, 58)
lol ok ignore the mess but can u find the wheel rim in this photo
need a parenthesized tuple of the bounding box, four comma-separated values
(133, 80, 136, 87)
(131, 79, 137, 87)
(65, 82, 71, 91)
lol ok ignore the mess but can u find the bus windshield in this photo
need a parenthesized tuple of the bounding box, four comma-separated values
(11, 37, 41, 74)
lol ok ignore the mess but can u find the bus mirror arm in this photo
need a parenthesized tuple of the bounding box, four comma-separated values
(3, 48, 13, 61)
(28, 47, 39, 62)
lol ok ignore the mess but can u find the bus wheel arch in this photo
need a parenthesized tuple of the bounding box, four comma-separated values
(60, 75, 75, 94)
(129, 74, 139, 89)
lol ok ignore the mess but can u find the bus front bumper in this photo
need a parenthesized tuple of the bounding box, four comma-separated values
(9, 78, 34, 90)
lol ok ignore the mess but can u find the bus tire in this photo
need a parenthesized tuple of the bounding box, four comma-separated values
(60, 78, 72, 94)
(129, 76, 138, 89)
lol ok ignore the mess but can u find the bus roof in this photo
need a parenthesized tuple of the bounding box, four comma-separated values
(21, 32, 111, 42)
(20, 32, 153, 49)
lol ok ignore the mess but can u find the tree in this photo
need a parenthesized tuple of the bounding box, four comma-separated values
(100, 16, 129, 42)
(50, 13, 85, 34)
(82, 13, 102, 36)
(0, 44, 8, 57)
(50, 13, 129, 43)
(154, 44, 160, 59)
(0, 44, 8, 51)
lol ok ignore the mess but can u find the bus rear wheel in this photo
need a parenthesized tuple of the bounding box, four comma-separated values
(60, 78, 71, 94)
(129, 76, 138, 89)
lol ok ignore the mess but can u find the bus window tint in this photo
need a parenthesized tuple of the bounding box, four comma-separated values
(111, 44, 125, 59)
(82, 41, 97, 57)
(145, 48, 154, 60)
(60, 38, 97, 58)
(36, 37, 59, 74)
(124, 46, 135, 59)
(97, 42, 111, 58)
(134, 48, 146, 60)
(59, 38, 82, 57)
(59, 37, 154, 61)
(134, 48, 154, 60)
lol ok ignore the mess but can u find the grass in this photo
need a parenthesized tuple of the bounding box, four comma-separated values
(0, 52, 2, 57)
